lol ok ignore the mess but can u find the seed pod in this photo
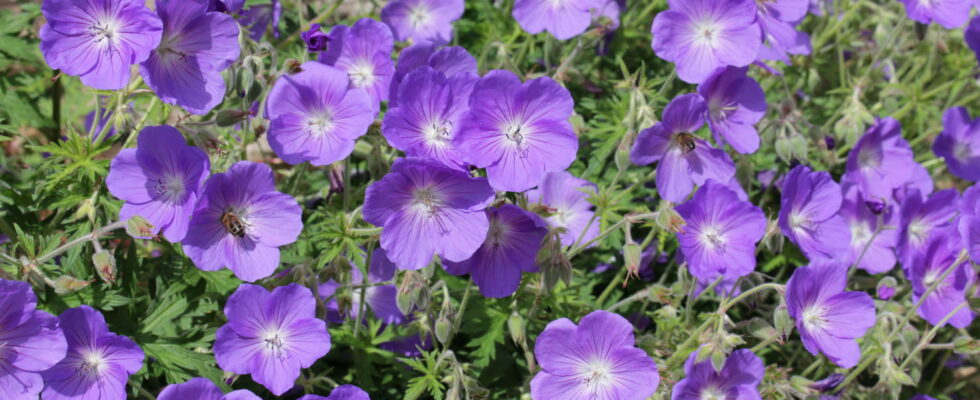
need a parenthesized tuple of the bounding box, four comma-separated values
(507, 311, 525, 346)
(434, 315, 452, 345)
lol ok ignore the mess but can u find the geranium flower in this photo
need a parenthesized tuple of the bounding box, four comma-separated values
(779, 165, 852, 261)
(0, 279, 67, 400)
(158, 378, 259, 400)
(630, 93, 736, 203)
(318, 18, 395, 109)
(697, 66, 767, 154)
(527, 171, 600, 247)
(530, 310, 660, 400)
(40, 0, 162, 90)
(512, 0, 601, 40)
(363, 158, 495, 270)
(106, 126, 210, 242)
(182, 162, 303, 282)
(381, 0, 464, 45)
(933, 106, 980, 182)
(214, 284, 331, 396)
(444, 205, 549, 298)
(673, 349, 765, 400)
(41, 306, 144, 400)
(786, 260, 875, 368)
(265, 61, 374, 166)
(651, 0, 761, 83)
(140, 0, 240, 114)
(455, 70, 579, 192)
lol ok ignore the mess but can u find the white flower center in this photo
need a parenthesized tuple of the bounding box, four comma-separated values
(412, 186, 443, 216)
(789, 212, 811, 232)
(79, 349, 107, 377)
(699, 226, 726, 250)
(801, 304, 828, 331)
(154, 173, 186, 203)
(692, 19, 722, 47)
(409, 6, 430, 28)
(579, 356, 614, 394)
(88, 18, 121, 47)
(504, 121, 526, 144)
(423, 120, 453, 147)
(700, 386, 727, 400)
(348, 62, 377, 88)
(923, 269, 943, 288)
(262, 327, 287, 358)
(858, 146, 881, 169)
(907, 218, 929, 245)
(305, 111, 335, 137)
(850, 221, 872, 248)
(954, 143, 974, 162)
(487, 217, 510, 248)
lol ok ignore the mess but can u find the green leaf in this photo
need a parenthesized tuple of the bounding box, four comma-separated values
(141, 297, 189, 335)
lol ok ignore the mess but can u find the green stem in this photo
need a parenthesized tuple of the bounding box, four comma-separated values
(896, 301, 970, 371)
(718, 283, 784, 314)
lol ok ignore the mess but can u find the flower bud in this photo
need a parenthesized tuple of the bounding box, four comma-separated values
(434, 315, 452, 345)
(125, 215, 155, 238)
(215, 109, 250, 127)
(507, 311, 525, 346)
(54, 275, 90, 295)
(865, 199, 886, 215)
(953, 335, 979, 355)
(615, 134, 633, 173)
(92, 250, 116, 285)
(774, 304, 793, 339)
(876, 276, 897, 300)
(623, 241, 642, 279)
(655, 208, 686, 233)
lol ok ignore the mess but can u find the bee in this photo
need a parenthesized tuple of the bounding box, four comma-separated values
(221, 212, 247, 238)
(676, 133, 696, 153)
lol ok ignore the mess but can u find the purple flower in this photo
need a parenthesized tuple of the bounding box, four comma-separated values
(265, 62, 374, 166)
(158, 377, 260, 400)
(140, 0, 240, 115)
(318, 19, 395, 109)
(381, 66, 477, 170)
(214, 284, 331, 396)
(675, 180, 766, 283)
(959, 184, 980, 263)
(897, 188, 958, 271)
(630, 93, 736, 203)
(444, 205, 548, 298)
(779, 165, 852, 261)
(933, 106, 980, 181)
(755, 0, 811, 63)
(106, 126, 210, 242)
(0, 279, 67, 400)
(363, 158, 495, 270)
(876, 279, 897, 300)
(381, 0, 464, 45)
(319, 248, 406, 325)
(455, 70, 579, 192)
(182, 161, 303, 282)
(208, 0, 245, 14)
(843, 118, 923, 202)
(786, 260, 875, 368)
(966, 16, 980, 64)
(297, 385, 370, 400)
(389, 44, 477, 107)
(697, 66, 767, 154)
(240, 0, 282, 41)
(513, 0, 599, 40)
(840, 184, 898, 274)
(909, 237, 975, 328)
(301, 24, 330, 52)
(527, 171, 600, 247)
(899, 0, 971, 29)
(593, 0, 623, 31)
(651, 0, 762, 83)
(530, 310, 660, 400)
(41, 306, 144, 400)
(672, 349, 765, 400)
(40, 0, 162, 90)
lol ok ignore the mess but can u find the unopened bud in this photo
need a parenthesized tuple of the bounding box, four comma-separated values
(507, 312, 526, 345)
(774, 304, 793, 338)
(623, 242, 642, 279)
(615, 134, 633, 173)
(953, 335, 980, 355)
(434, 315, 452, 345)
(655, 208, 686, 233)
(215, 109, 250, 127)
(876, 276, 897, 300)
(92, 250, 116, 285)
(125, 215, 156, 238)
(54, 275, 90, 295)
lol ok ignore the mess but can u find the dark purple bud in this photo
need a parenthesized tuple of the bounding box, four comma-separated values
(865, 199, 886, 215)
(823, 136, 836, 149)
(301, 23, 330, 52)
